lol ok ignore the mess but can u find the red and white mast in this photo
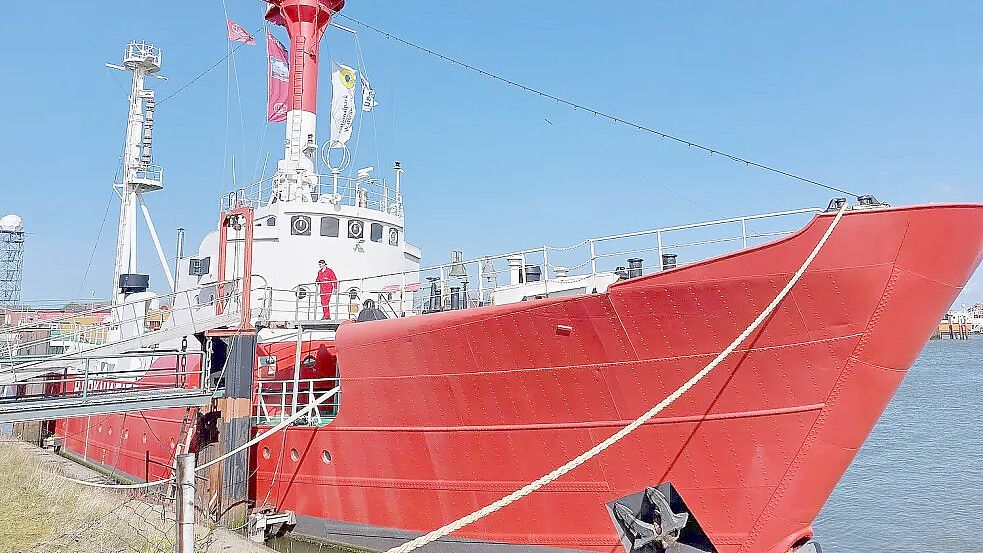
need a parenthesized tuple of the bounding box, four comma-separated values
(265, 0, 345, 198)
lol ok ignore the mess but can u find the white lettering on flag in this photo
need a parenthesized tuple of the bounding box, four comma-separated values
(330, 62, 357, 147)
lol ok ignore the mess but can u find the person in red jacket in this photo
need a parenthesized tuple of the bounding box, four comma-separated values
(315, 259, 337, 320)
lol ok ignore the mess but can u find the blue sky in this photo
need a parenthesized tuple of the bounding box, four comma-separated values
(0, 1, 980, 305)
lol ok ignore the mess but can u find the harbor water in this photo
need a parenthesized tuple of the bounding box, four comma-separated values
(272, 337, 982, 553)
(815, 336, 983, 552)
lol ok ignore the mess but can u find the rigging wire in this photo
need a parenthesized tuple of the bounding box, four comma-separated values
(219, 0, 234, 193)
(336, 13, 862, 199)
(157, 24, 264, 106)
(78, 191, 116, 296)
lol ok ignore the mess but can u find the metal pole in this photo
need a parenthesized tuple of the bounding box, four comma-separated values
(439, 267, 446, 311)
(589, 240, 597, 275)
(175, 227, 185, 291)
(657, 231, 664, 271)
(741, 218, 748, 249)
(291, 327, 303, 416)
(175, 453, 196, 553)
(542, 247, 549, 297)
(477, 261, 483, 306)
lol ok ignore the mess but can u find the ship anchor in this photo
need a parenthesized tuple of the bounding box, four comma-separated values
(613, 487, 689, 551)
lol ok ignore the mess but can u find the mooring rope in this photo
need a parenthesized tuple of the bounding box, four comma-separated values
(54, 385, 341, 490)
(383, 204, 848, 553)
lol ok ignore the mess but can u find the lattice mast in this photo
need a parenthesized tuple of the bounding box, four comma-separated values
(265, 0, 346, 200)
(109, 42, 165, 305)
(0, 215, 25, 307)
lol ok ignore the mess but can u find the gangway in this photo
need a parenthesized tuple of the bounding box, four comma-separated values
(0, 280, 245, 385)
(0, 279, 250, 421)
(0, 350, 214, 423)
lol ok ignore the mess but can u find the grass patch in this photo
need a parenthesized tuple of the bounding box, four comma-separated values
(0, 441, 173, 553)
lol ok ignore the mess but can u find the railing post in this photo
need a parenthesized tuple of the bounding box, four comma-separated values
(589, 240, 597, 275)
(477, 260, 484, 306)
(279, 384, 286, 423)
(82, 358, 90, 401)
(741, 218, 748, 249)
(291, 327, 303, 417)
(439, 266, 446, 311)
(175, 453, 196, 553)
(657, 231, 664, 271)
(542, 247, 550, 297)
(401, 271, 407, 316)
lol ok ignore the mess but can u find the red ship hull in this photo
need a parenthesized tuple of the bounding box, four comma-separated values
(57, 204, 983, 552)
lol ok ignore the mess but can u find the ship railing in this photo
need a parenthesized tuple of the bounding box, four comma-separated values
(279, 207, 824, 322)
(252, 282, 413, 325)
(220, 173, 401, 216)
(0, 349, 207, 409)
(0, 279, 244, 363)
(253, 376, 340, 427)
(246, 206, 822, 325)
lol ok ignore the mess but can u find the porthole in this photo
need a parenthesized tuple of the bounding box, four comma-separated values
(388, 228, 399, 246)
(348, 219, 364, 239)
(291, 215, 312, 236)
(262, 447, 271, 460)
(266, 216, 276, 226)
(322, 450, 332, 464)
(290, 448, 300, 462)
(370, 222, 383, 243)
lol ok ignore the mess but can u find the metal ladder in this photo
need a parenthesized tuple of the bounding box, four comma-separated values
(288, 36, 306, 163)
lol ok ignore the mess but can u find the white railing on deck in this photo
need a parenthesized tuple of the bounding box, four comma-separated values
(253, 377, 341, 426)
(250, 206, 823, 325)
(221, 173, 401, 215)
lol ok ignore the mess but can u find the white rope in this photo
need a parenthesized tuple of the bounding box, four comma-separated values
(56, 386, 340, 489)
(384, 205, 848, 553)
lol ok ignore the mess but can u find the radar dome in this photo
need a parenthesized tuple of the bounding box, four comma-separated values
(0, 214, 23, 232)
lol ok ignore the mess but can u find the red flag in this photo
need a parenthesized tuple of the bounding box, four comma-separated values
(227, 19, 255, 45)
(267, 32, 289, 123)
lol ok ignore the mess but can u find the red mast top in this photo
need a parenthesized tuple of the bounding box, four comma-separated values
(265, 0, 345, 114)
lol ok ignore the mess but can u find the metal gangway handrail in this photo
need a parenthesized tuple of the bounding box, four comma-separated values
(0, 350, 212, 423)
(0, 278, 243, 336)
(0, 279, 244, 365)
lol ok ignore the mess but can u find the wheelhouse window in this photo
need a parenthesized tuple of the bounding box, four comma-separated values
(320, 216, 340, 237)
(370, 222, 383, 243)
(189, 256, 210, 277)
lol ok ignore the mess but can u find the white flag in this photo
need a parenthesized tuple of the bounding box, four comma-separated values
(330, 62, 357, 148)
(361, 74, 379, 112)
